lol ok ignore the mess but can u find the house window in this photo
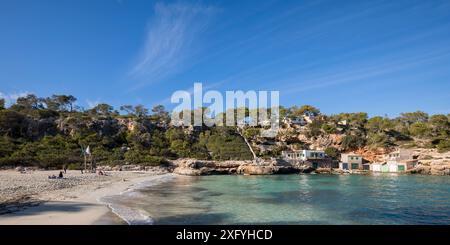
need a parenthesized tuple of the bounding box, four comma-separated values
(351, 163, 359, 169)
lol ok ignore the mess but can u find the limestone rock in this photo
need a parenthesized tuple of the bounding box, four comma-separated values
(236, 165, 277, 175)
(171, 159, 248, 176)
(408, 165, 431, 175)
(314, 168, 332, 174)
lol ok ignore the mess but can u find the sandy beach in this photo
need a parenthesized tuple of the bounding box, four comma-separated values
(0, 169, 170, 225)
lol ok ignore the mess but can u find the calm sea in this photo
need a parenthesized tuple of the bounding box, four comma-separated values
(101, 174, 450, 225)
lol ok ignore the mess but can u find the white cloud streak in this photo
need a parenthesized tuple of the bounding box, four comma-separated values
(129, 2, 216, 90)
(280, 47, 450, 94)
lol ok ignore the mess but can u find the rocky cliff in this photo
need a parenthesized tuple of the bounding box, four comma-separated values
(170, 158, 317, 176)
(408, 149, 450, 175)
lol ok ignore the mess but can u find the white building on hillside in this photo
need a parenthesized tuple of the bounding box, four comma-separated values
(282, 117, 307, 126)
(339, 153, 363, 170)
(281, 150, 325, 161)
(371, 149, 418, 173)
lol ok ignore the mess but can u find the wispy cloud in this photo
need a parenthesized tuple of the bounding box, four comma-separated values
(129, 2, 216, 90)
(0, 91, 32, 106)
(156, 80, 223, 107)
(280, 47, 450, 94)
(86, 99, 101, 109)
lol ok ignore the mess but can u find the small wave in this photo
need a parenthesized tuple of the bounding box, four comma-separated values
(100, 173, 176, 225)
(106, 202, 154, 225)
(129, 174, 176, 192)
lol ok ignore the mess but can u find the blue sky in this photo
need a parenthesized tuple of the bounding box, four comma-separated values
(1, 0, 450, 117)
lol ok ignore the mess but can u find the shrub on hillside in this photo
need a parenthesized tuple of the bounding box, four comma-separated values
(437, 139, 450, 153)
(325, 147, 339, 159)
(341, 135, 366, 151)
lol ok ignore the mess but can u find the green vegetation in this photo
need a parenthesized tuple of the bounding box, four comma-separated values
(0, 94, 449, 168)
(200, 127, 253, 160)
(0, 94, 253, 169)
(437, 139, 450, 152)
(324, 147, 340, 159)
(278, 110, 450, 153)
(290, 105, 320, 117)
(341, 135, 366, 150)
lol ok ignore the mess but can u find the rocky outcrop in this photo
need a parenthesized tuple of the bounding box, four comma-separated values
(408, 165, 431, 175)
(355, 147, 389, 163)
(55, 116, 155, 138)
(27, 118, 58, 140)
(171, 158, 316, 176)
(314, 168, 333, 174)
(406, 149, 450, 175)
(173, 167, 211, 176)
(409, 163, 450, 175)
(306, 134, 343, 151)
(171, 158, 304, 176)
(171, 159, 250, 176)
(427, 159, 450, 176)
(241, 165, 298, 175)
(236, 164, 277, 175)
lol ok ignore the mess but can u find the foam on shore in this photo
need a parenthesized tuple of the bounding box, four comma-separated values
(99, 174, 176, 225)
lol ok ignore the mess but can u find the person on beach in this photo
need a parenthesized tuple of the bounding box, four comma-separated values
(58, 171, 63, 178)
(63, 165, 67, 174)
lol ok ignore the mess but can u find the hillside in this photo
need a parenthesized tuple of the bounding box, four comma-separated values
(0, 95, 253, 169)
(241, 106, 450, 163)
(0, 95, 449, 171)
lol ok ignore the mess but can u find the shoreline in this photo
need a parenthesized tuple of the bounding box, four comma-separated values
(0, 165, 448, 225)
(0, 170, 172, 225)
(98, 173, 176, 225)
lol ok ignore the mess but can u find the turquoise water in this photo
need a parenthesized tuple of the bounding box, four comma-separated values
(105, 174, 450, 225)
